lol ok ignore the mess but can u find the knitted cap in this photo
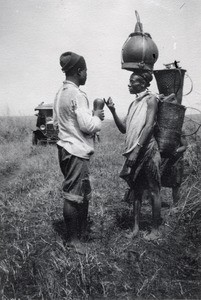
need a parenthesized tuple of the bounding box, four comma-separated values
(60, 51, 86, 73)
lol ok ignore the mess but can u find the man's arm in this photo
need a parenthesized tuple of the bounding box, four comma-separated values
(105, 97, 126, 134)
(76, 109, 102, 134)
(53, 90, 60, 130)
(72, 94, 104, 135)
(173, 134, 187, 158)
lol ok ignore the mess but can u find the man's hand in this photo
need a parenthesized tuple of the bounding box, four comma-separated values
(94, 109, 105, 121)
(105, 97, 115, 114)
(173, 145, 186, 158)
(174, 146, 186, 154)
(126, 146, 141, 167)
(172, 147, 184, 161)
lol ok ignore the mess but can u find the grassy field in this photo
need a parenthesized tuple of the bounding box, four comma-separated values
(0, 116, 201, 300)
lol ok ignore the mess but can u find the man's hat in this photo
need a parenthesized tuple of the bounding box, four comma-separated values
(60, 51, 86, 73)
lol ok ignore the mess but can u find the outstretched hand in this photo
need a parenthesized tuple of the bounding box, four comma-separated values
(104, 97, 115, 114)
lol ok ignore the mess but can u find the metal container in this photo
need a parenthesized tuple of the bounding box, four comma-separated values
(121, 11, 159, 71)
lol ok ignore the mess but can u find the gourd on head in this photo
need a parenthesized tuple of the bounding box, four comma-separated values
(121, 11, 159, 72)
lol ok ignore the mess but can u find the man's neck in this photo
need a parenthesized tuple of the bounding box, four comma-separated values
(135, 89, 149, 98)
(65, 76, 79, 87)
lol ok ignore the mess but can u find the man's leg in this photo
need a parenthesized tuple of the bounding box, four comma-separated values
(63, 200, 87, 254)
(58, 147, 91, 253)
(144, 179, 161, 240)
(123, 188, 131, 203)
(151, 184, 161, 231)
(132, 193, 141, 237)
(78, 198, 89, 239)
(126, 188, 142, 238)
(63, 200, 79, 242)
(172, 185, 180, 205)
(78, 175, 91, 239)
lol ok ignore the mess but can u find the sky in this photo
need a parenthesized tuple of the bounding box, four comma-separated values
(0, 0, 201, 118)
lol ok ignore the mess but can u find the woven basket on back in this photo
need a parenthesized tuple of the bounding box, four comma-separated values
(154, 69, 186, 104)
(155, 101, 186, 157)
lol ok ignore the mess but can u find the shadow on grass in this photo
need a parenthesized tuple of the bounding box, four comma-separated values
(114, 208, 153, 232)
(114, 204, 164, 236)
(52, 217, 94, 243)
(52, 219, 68, 243)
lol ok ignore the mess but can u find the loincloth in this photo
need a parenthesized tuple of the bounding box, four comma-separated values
(120, 138, 161, 189)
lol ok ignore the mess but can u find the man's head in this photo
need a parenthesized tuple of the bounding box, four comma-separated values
(60, 51, 87, 85)
(128, 71, 153, 94)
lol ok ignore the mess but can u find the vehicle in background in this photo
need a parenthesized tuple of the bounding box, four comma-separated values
(32, 102, 58, 145)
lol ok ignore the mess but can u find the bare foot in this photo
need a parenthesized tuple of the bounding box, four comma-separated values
(125, 227, 139, 239)
(69, 240, 87, 255)
(170, 206, 180, 213)
(143, 229, 161, 241)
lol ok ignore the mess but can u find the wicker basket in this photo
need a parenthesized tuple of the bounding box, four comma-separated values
(154, 69, 186, 104)
(155, 101, 186, 157)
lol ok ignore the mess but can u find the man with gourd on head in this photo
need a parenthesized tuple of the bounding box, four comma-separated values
(106, 71, 161, 241)
(53, 51, 104, 253)
(105, 11, 162, 240)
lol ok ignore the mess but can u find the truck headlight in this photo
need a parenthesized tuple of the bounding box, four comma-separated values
(40, 125, 46, 131)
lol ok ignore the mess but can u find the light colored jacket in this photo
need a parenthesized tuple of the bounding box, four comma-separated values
(53, 80, 101, 159)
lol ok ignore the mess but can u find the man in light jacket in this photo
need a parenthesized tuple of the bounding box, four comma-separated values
(54, 51, 104, 252)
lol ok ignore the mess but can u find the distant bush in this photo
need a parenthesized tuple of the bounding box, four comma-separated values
(0, 116, 35, 143)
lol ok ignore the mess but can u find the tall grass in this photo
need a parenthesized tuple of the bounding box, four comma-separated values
(0, 116, 35, 143)
(0, 117, 200, 299)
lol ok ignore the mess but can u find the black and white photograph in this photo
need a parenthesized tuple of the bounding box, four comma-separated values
(0, 1, 201, 299)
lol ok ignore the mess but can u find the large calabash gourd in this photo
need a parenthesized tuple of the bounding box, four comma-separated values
(121, 11, 159, 71)
(93, 98, 105, 111)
